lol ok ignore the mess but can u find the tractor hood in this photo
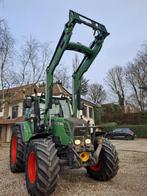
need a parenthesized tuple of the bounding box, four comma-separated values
(64, 117, 91, 138)
(64, 117, 88, 128)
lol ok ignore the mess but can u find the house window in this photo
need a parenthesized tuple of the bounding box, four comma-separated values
(89, 107, 93, 118)
(83, 105, 87, 117)
(12, 105, 19, 119)
(0, 101, 2, 112)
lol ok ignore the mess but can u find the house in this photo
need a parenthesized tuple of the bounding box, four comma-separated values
(0, 83, 96, 143)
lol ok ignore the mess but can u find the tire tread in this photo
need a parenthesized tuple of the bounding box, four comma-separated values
(87, 139, 119, 181)
(26, 138, 60, 196)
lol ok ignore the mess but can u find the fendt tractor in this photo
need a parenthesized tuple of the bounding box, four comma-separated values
(10, 10, 119, 196)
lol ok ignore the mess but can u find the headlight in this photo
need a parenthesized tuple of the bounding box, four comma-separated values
(85, 138, 91, 145)
(74, 139, 81, 145)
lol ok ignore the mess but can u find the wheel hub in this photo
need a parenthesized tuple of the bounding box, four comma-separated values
(90, 162, 101, 172)
(28, 151, 37, 184)
(11, 135, 17, 164)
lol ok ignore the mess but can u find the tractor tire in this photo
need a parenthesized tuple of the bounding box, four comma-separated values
(86, 139, 119, 181)
(10, 125, 25, 173)
(25, 138, 60, 196)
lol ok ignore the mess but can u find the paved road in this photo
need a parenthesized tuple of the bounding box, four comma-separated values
(112, 138, 147, 153)
(0, 139, 147, 196)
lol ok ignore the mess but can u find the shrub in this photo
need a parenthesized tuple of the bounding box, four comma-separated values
(101, 112, 147, 125)
(98, 122, 117, 132)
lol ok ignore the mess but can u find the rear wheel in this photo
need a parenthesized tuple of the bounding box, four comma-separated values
(25, 138, 60, 196)
(86, 139, 119, 181)
(10, 125, 25, 172)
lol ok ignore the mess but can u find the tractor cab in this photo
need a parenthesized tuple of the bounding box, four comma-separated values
(48, 96, 72, 118)
(23, 94, 72, 118)
(23, 94, 73, 132)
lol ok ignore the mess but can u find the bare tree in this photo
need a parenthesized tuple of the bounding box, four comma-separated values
(88, 83, 106, 105)
(72, 54, 89, 96)
(1, 38, 51, 89)
(54, 64, 71, 89)
(125, 45, 147, 111)
(0, 19, 14, 98)
(125, 64, 144, 111)
(105, 66, 125, 110)
(17, 37, 51, 86)
(2, 69, 21, 89)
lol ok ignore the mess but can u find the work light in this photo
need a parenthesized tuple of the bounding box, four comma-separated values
(85, 138, 91, 145)
(74, 139, 81, 145)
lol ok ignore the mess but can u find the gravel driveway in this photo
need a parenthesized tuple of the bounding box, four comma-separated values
(0, 139, 147, 196)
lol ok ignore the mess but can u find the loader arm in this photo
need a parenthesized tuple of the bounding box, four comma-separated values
(72, 33, 108, 117)
(45, 10, 109, 119)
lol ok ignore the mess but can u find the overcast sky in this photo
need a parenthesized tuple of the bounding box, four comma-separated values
(1, 0, 147, 86)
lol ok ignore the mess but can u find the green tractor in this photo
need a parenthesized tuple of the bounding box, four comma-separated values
(10, 10, 119, 196)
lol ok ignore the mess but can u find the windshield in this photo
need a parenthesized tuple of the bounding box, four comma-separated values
(59, 99, 71, 118)
(48, 98, 72, 118)
(113, 128, 122, 132)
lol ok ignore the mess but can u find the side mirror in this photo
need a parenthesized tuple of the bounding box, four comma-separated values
(23, 97, 32, 108)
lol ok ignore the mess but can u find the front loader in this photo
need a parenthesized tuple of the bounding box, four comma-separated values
(10, 10, 119, 196)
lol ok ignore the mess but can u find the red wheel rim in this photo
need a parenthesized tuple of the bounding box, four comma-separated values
(11, 135, 17, 164)
(90, 162, 101, 172)
(28, 151, 37, 184)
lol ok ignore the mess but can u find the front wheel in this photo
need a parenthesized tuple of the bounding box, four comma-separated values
(25, 138, 60, 196)
(86, 139, 119, 181)
(10, 125, 25, 172)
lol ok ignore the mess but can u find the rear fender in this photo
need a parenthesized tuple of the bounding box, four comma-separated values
(28, 133, 50, 143)
(15, 121, 33, 142)
(14, 123, 25, 142)
(25, 133, 51, 160)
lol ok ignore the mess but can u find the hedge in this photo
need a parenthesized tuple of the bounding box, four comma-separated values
(98, 122, 117, 132)
(101, 112, 147, 125)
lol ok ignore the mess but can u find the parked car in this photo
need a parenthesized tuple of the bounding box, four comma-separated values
(105, 128, 135, 140)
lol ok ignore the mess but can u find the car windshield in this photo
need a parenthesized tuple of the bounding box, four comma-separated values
(113, 128, 122, 132)
(113, 128, 131, 133)
(121, 128, 130, 133)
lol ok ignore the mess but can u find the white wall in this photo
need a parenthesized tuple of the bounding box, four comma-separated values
(6, 125, 12, 142)
(78, 104, 95, 125)
(0, 110, 4, 117)
(18, 102, 23, 116)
